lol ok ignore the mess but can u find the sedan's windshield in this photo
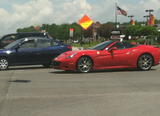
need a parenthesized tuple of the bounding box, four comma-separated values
(4, 39, 22, 49)
(90, 41, 113, 50)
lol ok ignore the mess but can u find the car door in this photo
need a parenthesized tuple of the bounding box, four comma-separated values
(107, 42, 132, 66)
(35, 38, 64, 64)
(13, 39, 38, 65)
(94, 50, 114, 68)
(34, 38, 54, 64)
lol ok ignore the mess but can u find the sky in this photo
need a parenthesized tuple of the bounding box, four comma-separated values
(0, 0, 160, 35)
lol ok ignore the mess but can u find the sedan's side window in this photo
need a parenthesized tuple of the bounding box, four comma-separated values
(36, 39, 51, 48)
(1, 35, 17, 44)
(51, 41, 59, 46)
(20, 40, 35, 49)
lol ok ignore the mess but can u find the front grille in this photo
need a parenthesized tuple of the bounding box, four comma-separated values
(53, 61, 61, 67)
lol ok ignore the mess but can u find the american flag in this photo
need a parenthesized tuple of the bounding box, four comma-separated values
(117, 6, 127, 16)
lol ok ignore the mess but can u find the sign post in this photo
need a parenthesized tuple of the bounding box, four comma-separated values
(69, 28, 74, 38)
(69, 28, 74, 43)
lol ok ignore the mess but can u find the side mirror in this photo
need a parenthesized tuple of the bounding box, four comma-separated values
(15, 43, 21, 51)
(108, 47, 118, 52)
(15, 46, 20, 51)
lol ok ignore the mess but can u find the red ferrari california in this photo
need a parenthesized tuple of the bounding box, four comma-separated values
(53, 41, 160, 73)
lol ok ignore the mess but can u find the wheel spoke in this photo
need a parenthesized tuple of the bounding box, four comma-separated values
(138, 54, 153, 70)
(0, 59, 8, 70)
(77, 57, 92, 73)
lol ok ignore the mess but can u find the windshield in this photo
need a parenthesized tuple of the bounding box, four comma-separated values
(90, 41, 113, 50)
(4, 39, 22, 49)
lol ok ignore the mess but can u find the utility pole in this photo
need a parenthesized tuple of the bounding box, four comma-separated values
(128, 15, 134, 19)
(146, 9, 154, 15)
(115, 0, 118, 30)
(143, 15, 149, 25)
(128, 15, 134, 25)
(145, 9, 154, 26)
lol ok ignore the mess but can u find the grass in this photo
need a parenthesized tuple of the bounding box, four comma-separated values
(154, 45, 160, 47)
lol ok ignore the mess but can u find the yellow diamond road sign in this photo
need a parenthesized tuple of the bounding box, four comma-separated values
(78, 15, 93, 30)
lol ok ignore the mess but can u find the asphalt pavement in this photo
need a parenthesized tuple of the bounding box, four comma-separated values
(0, 65, 160, 116)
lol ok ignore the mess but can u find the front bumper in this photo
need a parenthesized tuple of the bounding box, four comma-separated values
(52, 59, 76, 71)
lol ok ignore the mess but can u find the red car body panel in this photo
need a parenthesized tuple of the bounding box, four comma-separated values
(53, 41, 160, 71)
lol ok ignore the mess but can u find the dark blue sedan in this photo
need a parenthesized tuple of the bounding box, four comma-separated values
(0, 37, 72, 70)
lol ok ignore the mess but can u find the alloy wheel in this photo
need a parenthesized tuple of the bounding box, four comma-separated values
(138, 54, 153, 71)
(0, 58, 9, 70)
(77, 56, 93, 73)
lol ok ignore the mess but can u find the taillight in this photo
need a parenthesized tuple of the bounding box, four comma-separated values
(67, 45, 72, 50)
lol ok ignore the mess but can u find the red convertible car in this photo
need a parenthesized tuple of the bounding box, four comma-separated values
(53, 41, 160, 73)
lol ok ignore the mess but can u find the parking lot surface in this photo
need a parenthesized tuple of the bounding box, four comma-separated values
(0, 65, 160, 116)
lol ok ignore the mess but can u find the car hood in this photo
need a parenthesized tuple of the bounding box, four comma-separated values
(0, 49, 6, 53)
(56, 49, 98, 59)
(0, 48, 14, 54)
(64, 49, 97, 55)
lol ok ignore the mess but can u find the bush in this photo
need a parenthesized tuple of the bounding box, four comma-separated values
(136, 38, 145, 44)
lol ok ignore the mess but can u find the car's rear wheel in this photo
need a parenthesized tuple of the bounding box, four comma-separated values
(137, 54, 153, 71)
(0, 58, 9, 70)
(77, 56, 93, 73)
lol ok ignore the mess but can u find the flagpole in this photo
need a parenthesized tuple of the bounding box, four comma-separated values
(115, 0, 118, 30)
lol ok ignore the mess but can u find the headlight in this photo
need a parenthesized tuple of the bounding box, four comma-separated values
(66, 53, 77, 59)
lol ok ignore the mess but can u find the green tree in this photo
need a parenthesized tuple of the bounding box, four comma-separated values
(17, 26, 39, 32)
(125, 25, 141, 36)
(97, 22, 114, 38)
(139, 26, 158, 36)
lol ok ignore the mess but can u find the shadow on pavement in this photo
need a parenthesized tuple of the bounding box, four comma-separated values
(9, 79, 31, 83)
(51, 68, 157, 74)
(8, 65, 49, 71)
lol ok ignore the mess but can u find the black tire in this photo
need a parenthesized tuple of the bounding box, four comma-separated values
(137, 54, 153, 71)
(42, 63, 51, 68)
(77, 56, 93, 73)
(0, 58, 9, 70)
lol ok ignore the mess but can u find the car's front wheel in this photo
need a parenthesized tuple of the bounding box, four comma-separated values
(77, 56, 93, 73)
(137, 54, 153, 71)
(42, 63, 51, 68)
(0, 58, 9, 70)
